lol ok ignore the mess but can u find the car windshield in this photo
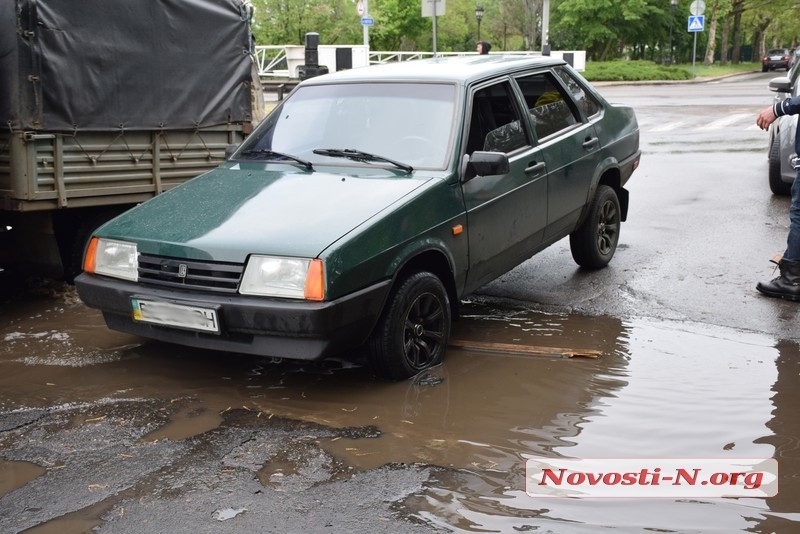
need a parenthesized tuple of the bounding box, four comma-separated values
(237, 82, 457, 170)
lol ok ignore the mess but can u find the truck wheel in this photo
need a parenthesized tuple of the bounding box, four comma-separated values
(367, 271, 451, 380)
(769, 137, 791, 196)
(569, 185, 621, 269)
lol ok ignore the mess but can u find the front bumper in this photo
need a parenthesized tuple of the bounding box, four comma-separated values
(75, 272, 392, 360)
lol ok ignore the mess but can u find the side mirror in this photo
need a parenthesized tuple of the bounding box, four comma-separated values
(769, 76, 792, 94)
(468, 151, 510, 179)
(225, 143, 240, 160)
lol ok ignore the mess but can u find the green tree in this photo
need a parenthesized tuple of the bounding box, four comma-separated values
(364, 0, 429, 50)
(246, 0, 797, 67)
(251, 0, 362, 45)
(552, 0, 657, 60)
(703, 0, 731, 66)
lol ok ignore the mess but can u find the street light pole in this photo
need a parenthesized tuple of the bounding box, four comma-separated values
(667, 0, 678, 66)
(541, 0, 550, 54)
(475, 6, 484, 42)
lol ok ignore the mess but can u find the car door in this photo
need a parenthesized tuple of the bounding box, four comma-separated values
(461, 79, 548, 292)
(515, 68, 602, 240)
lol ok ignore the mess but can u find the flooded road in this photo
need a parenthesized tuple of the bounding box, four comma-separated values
(0, 279, 797, 533)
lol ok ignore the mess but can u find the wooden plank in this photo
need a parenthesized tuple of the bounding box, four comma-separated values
(448, 339, 602, 359)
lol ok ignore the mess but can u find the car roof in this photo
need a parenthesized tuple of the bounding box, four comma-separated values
(299, 54, 568, 86)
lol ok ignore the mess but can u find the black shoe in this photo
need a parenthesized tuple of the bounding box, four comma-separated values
(756, 258, 800, 301)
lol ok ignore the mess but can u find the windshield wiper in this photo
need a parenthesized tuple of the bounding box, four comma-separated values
(313, 148, 413, 174)
(240, 149, 313, 170)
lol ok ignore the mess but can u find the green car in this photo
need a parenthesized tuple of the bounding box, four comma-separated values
(75, 55, 640, 379)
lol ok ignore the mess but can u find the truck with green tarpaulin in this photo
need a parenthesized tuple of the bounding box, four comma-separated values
(1, 0, 258, 279)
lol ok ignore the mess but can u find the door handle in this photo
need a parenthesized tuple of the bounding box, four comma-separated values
(582, 137, 600, 149)
(525, 161, 546, 175)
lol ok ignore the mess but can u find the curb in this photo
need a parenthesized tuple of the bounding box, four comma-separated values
(592, 70, 760, 87)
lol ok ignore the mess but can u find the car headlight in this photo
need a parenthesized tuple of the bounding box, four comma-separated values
(239, 256, 324, 301)
(84, 237, 138, 281)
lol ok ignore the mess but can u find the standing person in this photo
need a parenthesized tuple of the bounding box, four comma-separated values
(756, 97, 800, 301)
(476, 40, 491, 55)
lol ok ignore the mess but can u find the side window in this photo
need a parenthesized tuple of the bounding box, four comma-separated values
(466, 82, 528, 155)
(516, 72, 580, 140)
(553, 66, 601, 118)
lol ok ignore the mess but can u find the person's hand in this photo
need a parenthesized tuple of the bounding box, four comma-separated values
(757, 106, 777, 130)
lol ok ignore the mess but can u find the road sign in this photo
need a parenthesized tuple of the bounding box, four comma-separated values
(688, 15, 704, 32)
(421, 0, 446, 17)
(690, 0, 705, 15)
(357, 0, 364, 16)
(361, 16, 374, 26)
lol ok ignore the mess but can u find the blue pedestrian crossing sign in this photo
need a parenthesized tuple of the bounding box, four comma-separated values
(688, 15, 704, 32)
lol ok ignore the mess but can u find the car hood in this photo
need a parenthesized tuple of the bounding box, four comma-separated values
(97, 163, 434, 262)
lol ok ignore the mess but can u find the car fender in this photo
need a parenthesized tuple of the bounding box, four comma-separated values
(385, 235, 463, 299)
(354, 237, 462, 337)
(576, 156, 627, 227)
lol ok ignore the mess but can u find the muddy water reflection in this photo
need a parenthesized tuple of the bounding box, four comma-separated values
(1, 285, 798, 532)
(0, 460, 46, 498)
(408, 313, 784, 533)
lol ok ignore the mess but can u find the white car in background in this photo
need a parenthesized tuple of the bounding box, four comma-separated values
(768, 62, 800, 195)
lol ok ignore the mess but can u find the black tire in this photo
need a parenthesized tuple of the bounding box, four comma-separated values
(367, 271, 451, 380)
(569, 185, 621, 269)
(769, 136, 792, 196)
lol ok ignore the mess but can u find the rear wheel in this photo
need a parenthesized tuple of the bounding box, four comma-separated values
(367, 271, 451, 380)
(769, 136, 792, 196)
(569, 185, 621, 269)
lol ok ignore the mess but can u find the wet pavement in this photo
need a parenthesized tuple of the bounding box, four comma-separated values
(0, 278, 798, 533)
(2, 73, 800, 533)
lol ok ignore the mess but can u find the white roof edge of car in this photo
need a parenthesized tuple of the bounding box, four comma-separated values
(299, 54, 568, 85)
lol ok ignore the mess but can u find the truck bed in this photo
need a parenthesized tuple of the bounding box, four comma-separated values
(0, 126, 246, 212)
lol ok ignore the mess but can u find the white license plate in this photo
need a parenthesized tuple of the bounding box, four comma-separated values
(131, 298, 220, 333)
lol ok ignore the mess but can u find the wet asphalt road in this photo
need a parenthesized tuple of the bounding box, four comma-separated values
(2, 72, 799, 533)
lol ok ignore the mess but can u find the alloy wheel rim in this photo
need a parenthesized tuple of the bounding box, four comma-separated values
(402, 292, 445, 370)
(597, 200, 619, 256)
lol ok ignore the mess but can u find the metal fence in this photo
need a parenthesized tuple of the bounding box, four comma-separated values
(253, 46, 547, 78)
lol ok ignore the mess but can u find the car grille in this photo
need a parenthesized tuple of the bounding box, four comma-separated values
(137, 254, 243, 293)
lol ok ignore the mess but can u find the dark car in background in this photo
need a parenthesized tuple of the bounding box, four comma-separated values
(793, 45, 800, 68)
(763, 48, 791, 72)
(767, 61, 800, 195)
(75, 55, 640, 380)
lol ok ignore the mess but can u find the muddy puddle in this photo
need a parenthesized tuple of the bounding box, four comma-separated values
(1, 281, 799, 532)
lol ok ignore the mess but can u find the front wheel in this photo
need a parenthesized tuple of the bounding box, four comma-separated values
(367, 271, 451, 380)
(768, 136, 791, 196)
(569, 185, 621, 269)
